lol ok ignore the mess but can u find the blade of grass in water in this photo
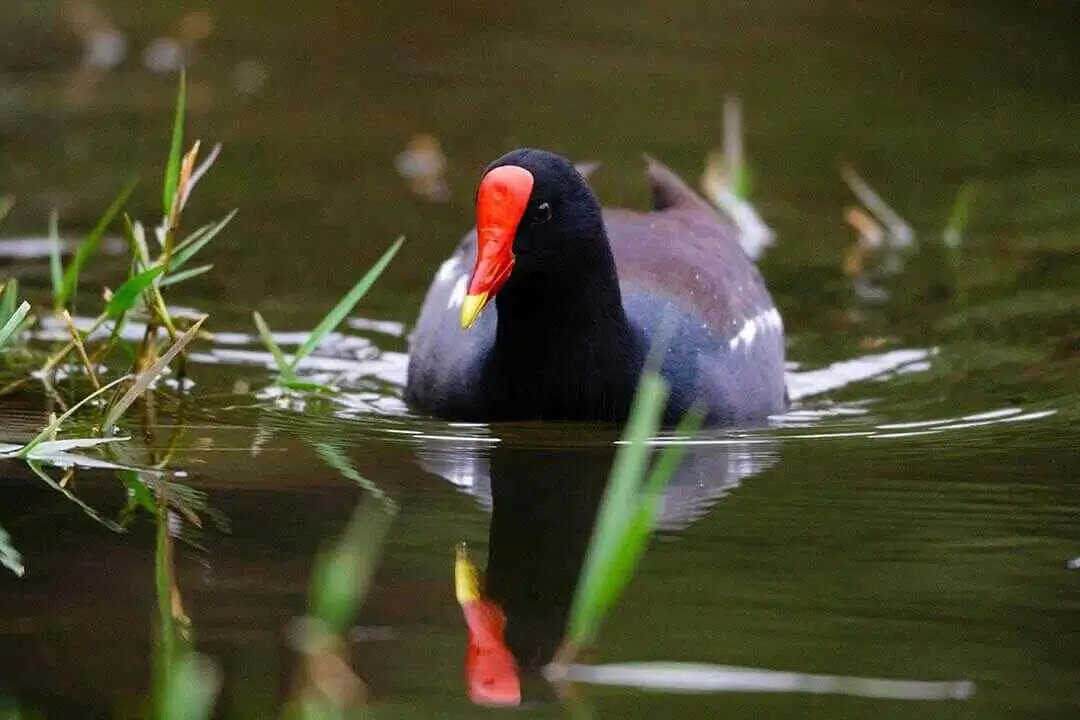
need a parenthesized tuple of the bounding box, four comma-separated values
(723, 96, 749, 199)
(0, 281, 34, 342)
(160, 263, 214, 288)
(102, 316, 206, 434)
(56, 180, 138, 310)
(118, 469, 156, 515)
(169, 141, 201, 233)
(943, 183, 975, 250)
(552, 662, 974, 700)
(11, 375, 130, 458)
(0, 523, 24, 577)
(642, 406, 705, 497)
(0, 301, 30, 349)
(566, 372, 669, 651)
(153, 484, 187, 718)
(163, 68, 188, 219)
(26, 461, 125, 532)
(252, 311, 294, 381)
(309, 498, 396, 634)
(49, 210, 63, 304)
(105, 265, 166, 319)
(158, 652, 220, 720)
(841, 165, 914, 248)
(312, 441, 394, 506)
(21, 436, 128, 458)
(288, 236, 404, 371)
(170, 210, 237, 272)
(181, 142, 222, 210)
(279, 379, 333, 393)
(586, 406, 705, 625)
(0, 278, 17, 324)
(124, 215, 153, 267)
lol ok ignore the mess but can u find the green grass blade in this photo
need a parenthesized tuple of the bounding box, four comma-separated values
(102, 315, 206, 434)
(164, 68, 188, 218)
(841, 165, 914, 246)
(943, 183, 975, 250)
(49, 210, 64, 307)
(123, 214, 153, 266)
(0, 291, 34, 346)
(309, 498, 396, 633)
(567, 372, 669, 648)
(312, 441, 394, 506)
(153, 489, 179, 717)
(161, 263, 214, 288)
(599, 373, 668, 517)
(289, 236, 404, 371)
(106, 265, 166, 319)
(0, 279, 18, 326)
(252, 311, 293, 380)
(159, 652, 220, 720)
(642, 407, 706, 498)
(567, 492, 657, 653)
(26, 461, 125, 532)
(587, 406, 704, 638)
(564, 393, 701, 652)
(0, 522, 24, 577)
(171, 209, 237, 272)
(569, 407, 706, 644)
(25, 436, 129, 458)
(280, 378, 333, 393)
(15, 374, 131, 457)
(733, 164, 752, 201)
(171, 222, 212, 255)
(723, 96, 747, 199)
(183, 142, 222, 202)
(118, 469, 156, 514)
(58, 179, 137, 308)
(0, 195, 13, 224)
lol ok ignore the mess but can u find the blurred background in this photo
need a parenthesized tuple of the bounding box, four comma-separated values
(1, 1, 1079, 718)
(2, 0, 1075, 323)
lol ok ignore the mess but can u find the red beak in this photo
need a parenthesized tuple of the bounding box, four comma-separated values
(460, 165, 534, 329)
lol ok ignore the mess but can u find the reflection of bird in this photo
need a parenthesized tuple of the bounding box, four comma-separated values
(422, 426, 781, 683)
(406, 148, 787, 425)
(415, 426, 778, 530)
(481, 442, 615, 672)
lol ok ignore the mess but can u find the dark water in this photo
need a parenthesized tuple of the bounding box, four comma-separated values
(2, 0, 1079, 717)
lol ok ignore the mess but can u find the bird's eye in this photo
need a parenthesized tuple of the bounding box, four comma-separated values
(531, 202, 552, 225)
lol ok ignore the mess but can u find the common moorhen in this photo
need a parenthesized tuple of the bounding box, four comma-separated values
(405, 148, 786, 424)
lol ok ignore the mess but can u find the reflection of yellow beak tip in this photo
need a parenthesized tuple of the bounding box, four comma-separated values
(454, 543, 481, 604)
(460, 292, 489, 330)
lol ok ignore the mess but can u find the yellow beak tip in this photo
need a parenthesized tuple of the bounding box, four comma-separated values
(460, 292, 489, 330)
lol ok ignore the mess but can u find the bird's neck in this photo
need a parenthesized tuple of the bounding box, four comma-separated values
(494, 239, 629, 351)
(486, 234, 646, 421)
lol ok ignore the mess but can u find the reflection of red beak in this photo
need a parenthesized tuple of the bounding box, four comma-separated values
(460, 165, 534, 329)
(455, 545, 521, 706)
